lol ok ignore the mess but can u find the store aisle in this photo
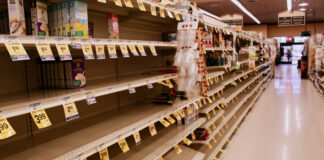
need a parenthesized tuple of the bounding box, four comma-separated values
(222, 65, 324, 160)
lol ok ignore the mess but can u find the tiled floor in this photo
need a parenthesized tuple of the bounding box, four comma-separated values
(221, 64, 324, 160)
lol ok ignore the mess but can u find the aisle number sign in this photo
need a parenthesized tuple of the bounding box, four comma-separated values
(149, 45, 157, 56)
(124, 0, 133, 8)
(118, 139, 130, 153)
(133, 131, 141, 145)
(174, 144, 182, 154)
(149, 123, 157, 136)
(114, 0, 122, 7)
(128, 45, 139, 56)
(137, 45, 146, 56)
(36, 43, 55, 61)
(107, 45, 117, 58)
(120, 45, 130, 58)
(159, 7, 165, 18)
(151, 5, 157, 16)
(63, 102, 79, 121)
(137, 0, 146, 11)
(99, 148, 109, 160)
(0, 118, 16, 140)
(56, 43, 72, 61)
(4, 42, 30, 61)
(95, 44, 106, 59)
(30, 108, 52, 129)
(81, 44, 94, 59)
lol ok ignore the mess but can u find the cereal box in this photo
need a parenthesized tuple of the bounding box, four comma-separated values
(65, 58, 86, 89)
(70, 0, 88, 38)
(31, 1, 48, 36)
(61, 2, 71, 37)
(7, 0, 26, 35)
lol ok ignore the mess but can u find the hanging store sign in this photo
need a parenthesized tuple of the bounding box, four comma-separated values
(278, 11, 305, 26)
(220, 14, 243, 26)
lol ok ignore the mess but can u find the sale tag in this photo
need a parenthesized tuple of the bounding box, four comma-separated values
(56, 43, 72, 60)
(151, 5, 157, 16)
(149, 45, 157, 56)
(186, 106, 192, 115)
(207, 97, 213, 104)
(133, 131, 141, 145)
(124, 0, 133, 8)
(207, 142, 212, 149)
(212, 109, 216, 115)
(107, 45, 117, 58)
(0, 118, 16, 140)
(118, 139, 130, 153)
(114, 0, 122, 7)
(137, 0, 146, 11)
(178, 109, 185, 118)
(82, 44, 94, 59)
(165, 115, 176, 124)
(174, 12, 181, 21)
(212, 123, 216, 129)
(4, 42, 30, 61)
(36, 43, 55, 61)
(128, 45, 139, 56)
(63, 102, 79, 121)
(85, 92, 97, 105)
(174, 144, 182, 154)
(95, 44, 106, 59)
(212, 95, 216, 101)
(206, 113, 211, 120)
(183, 137, 192, 146)
(30, 108, 52, 129)
(137, 45, 146, 56)
(159, 7, 165, 18)
(165, 79, 174, 88)
(191, 132, 196, 140)
(160, 118, 170, 127)
(120, 45, 130, 58)
(173, 112, 181, 121)
(99, 148, 109, 160)
(212, 137, 217, 143)
(149, 123, 157, 136)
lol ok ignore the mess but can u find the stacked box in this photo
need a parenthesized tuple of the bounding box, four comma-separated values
(31, 1, 49, 36)
(70, 0, 88, 38)
(48, 5, 53, 36)
(107, 13, 119, 39)
(53, 4, 58, 36)
(64, 58, 86, 89)
(57, 3, 62, 36)
(7, 0, 26, 35)
(61, 2, 71, 37)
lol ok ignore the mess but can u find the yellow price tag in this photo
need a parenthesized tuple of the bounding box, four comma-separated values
(183, 137, 192, 146)
(159, 7, 165, 18)
(63, 102, 79, 121)
(149, 123, 157, 136)
(203, 98, 207, 105)
(159, 118, 170, 127)
(56, 43, 72, 60)
(165, 79, 174, 88)
(114, 0, 122, 6)
(99, 148, 109, 160)
(81, 44, 94, 59)
(206, 113, 211, 120)
(174, 12, 181, 21)
(198, 100, 203, 107)
(212, 123, 217, 129)
(212, 95, 216, 101)
(207, 97, 213, 104)
(207, 142, 212, 149)
(151, 5, 157, 16)
(107, 44, 117, 58)
(206, 127, 211, 134)
(95, 44, 106, 59)
(217, 91, 221, 97)
(128, 45, 139, 56)
(191, 132, 196, 140)
(217, 105, 222, 110)
(149, 45, 157, 56)
(118, 139, 130, 153)
(209, 78, 214, 85)
(124, 0, 133, 7)
(212, 137, 217, 143)
(178, 109, 185, 118)
(193, 102, 199, 110)
(137, 45, 146, 56)
(174, 144, 182, 154)
(165, 115, 176, 124)
(158, 157, 164, 160)
(173, 112, 181, 121)
(186, 106, 192, 115)
(36, 43, 55, 61)
(0, 118, 16, 140)
(173, 78, 178, 85)
(137, 0, 146, 11)
(212, 109, 216, 115)
(97, 0, 106, 3)
(120, 45, 130, 58)
(4, 42, 30, 61)
(30, 108, 52, 129)
(133, 131, 141, 145)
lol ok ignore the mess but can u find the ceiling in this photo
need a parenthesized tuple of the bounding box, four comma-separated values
(191, 0, 324, 25)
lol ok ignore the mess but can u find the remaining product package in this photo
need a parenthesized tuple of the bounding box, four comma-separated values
(65, 58, 86, 89)
(53, 4, 58, 36)
(31, 1, 48, 36)
(7, 0, 26, 35)
(70, 0, 88, 38)
(88, 22, 94, 38)
(57, 3, 62, 36)
(61, 2, 71, 37)
(107, 13, 119, 39)
(47, 5, 53, 36)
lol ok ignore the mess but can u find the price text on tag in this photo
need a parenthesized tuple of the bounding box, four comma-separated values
(95, 44, 106, 59)
(137, 0, 146, 11)
(137, 45, 146, 56)
(99, 148, 109, 160)
(36, 43, 55, 61)
(63, 102, 79, 121)
(118, 139, 130, 153)
(133, 131, 141, 145)
(30, 109, 52, 129)
(4, 42, 30, 61)
(120, 45, 130, 58)
(107, 44, 117, 58)
(0, 118, 16, 140)
(81, 44, 94, 59)
(56, 43, 72, 60)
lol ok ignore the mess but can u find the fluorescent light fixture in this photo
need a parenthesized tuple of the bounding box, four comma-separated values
(231, 0, 261, 24)
(299, 8, 306, 11)
(287, 0, 292, 11)
(199, 9, 221, 20)
(298, 2, 309, 7)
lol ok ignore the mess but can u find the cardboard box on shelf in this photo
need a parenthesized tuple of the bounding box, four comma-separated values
(64, 58, 86, 89)
(31, 1, 48, 36)
(61, 2, 71, 37)
(7, 0, 26, 35)
(70, 0, 88, 38)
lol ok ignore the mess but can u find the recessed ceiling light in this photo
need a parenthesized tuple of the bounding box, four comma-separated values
(298, 2, 309, 7)
(299, 8, 306, 11)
